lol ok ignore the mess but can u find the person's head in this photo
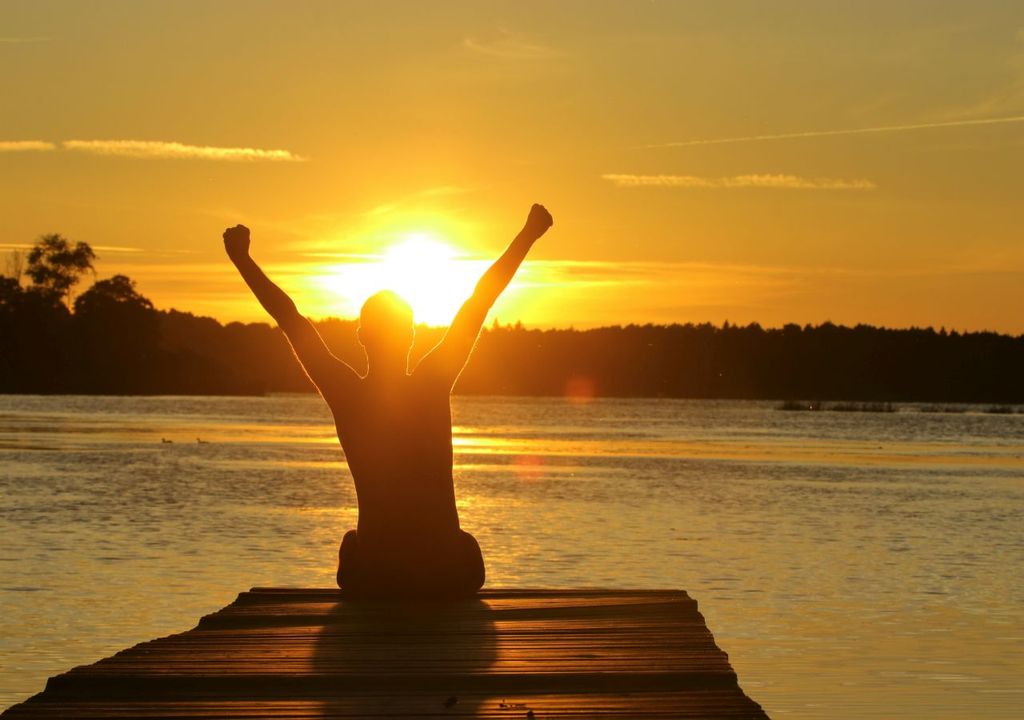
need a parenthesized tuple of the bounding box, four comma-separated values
(358, 290, 414, 370)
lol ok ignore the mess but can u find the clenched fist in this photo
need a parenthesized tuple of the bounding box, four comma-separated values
(522, 203, 553, 240)
(223, 224, 251, 261)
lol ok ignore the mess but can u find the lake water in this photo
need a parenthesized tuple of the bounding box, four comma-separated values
(1, 394, 1022, 716)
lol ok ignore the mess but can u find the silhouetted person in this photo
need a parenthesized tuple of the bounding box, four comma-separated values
(224, 204, 553, 598)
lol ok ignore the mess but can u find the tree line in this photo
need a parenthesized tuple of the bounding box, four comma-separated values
(2, 234, 1022, 401)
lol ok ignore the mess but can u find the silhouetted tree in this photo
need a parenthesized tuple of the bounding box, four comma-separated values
(0, 278, 72, 392)
(26, 234, 96, 306)
(3, 249, 27, 284)
(0, 276, 20, 305)
(72, 275, 160, 393)
(73, 274, 154, 315)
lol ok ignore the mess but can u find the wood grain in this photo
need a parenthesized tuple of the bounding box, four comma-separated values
(2, 588, 768, 718)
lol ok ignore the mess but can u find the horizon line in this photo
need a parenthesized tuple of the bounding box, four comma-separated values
(159, 306, 1022, 338)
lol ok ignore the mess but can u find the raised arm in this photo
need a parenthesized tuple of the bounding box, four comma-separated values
(417, 204, 553, 387)
(223, 224, 358, 394)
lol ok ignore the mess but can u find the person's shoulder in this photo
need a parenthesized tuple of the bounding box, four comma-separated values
(322, 374, 368, 409)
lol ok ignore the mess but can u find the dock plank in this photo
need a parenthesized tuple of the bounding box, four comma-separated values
(2, 589, 768, 718)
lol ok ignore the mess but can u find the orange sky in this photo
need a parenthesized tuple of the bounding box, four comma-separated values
(2, 1, 1023, 332)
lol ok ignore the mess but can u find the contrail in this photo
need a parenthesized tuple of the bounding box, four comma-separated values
(646, 114, 1024, 148)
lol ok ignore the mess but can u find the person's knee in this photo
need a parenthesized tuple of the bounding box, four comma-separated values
(337, 529, 360, 589)
(340, 529, 359, 552)
(460, 530, 485, 590)
(460, 530, 482, 558)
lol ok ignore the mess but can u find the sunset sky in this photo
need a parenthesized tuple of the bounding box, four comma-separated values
(2, 0, 1022, 331)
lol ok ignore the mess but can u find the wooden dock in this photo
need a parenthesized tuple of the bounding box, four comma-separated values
(2, 588, 768, 718)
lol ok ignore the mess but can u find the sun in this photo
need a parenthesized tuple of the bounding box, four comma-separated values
(375, 234, 484, 325)
(313, 231, 486, 326)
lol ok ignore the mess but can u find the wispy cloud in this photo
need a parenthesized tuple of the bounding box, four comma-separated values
(62, 140, 307, 162)
(0, 138, 306, 161)
(602, 174, 876, 190)
(527, 258, 824, 285)
(0, 242, 142, 254)
(463, 32, 561, 60)
(0, 140, 56, 152)
(646, 114, 1024, 148)
(91, 245, 143, 253)
(529, 257, 1020, 287)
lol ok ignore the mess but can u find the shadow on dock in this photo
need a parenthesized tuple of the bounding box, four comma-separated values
(311, 597, 498, 716)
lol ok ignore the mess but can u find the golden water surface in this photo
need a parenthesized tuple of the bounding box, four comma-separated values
(1, 395, 1022, 717)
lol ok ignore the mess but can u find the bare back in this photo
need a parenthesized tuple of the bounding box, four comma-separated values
(324, 371, 461, 563)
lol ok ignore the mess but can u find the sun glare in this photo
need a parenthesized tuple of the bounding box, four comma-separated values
(313, 232, 486, 326)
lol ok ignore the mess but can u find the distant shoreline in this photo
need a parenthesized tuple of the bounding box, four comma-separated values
(1, 392, 1021, 415)
(4, 299, 1023, 402)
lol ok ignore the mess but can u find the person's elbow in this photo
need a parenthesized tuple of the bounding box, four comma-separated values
(274, 304, 305, 332)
